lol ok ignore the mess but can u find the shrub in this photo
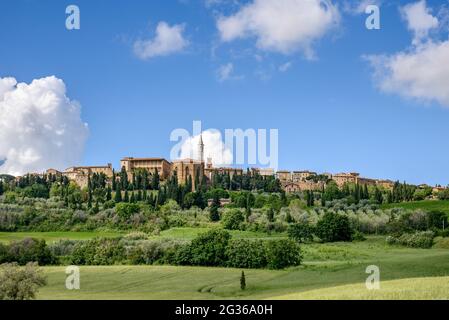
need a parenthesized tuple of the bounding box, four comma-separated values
(387, 231, 435, 249)
(428, 211, 448, 230)
(0, 262, 47, 300)
(352, 231, 367, 241)
(123, 231, 148, 241)
(222, 209, 245, 230)
(183, 229, 231, 266)
(70, 238, 126, 265)
(287, 223, 314, 243)
(2, 238, 56, 265)
(128, 239, 185, 265)
(115, 203, 140, 219)
(48, 240, 77, 257)
(399, 231, 434, 248)
(265, 239, 302, 269)
(315, 212, 353, 242)
(434, 237, 449, 249)
(226, 239, 267, 269)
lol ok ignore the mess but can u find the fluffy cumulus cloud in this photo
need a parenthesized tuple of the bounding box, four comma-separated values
(401, 0, 439, 45)
(366, 1, 449, 108)
(0, 76, 88, 176)
(216, 0, 340, 57)
(178, 130, 233, 166)
(134, 21, 189, 60)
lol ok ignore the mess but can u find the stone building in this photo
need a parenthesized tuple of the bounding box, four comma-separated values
(172, 159, 204, 188)
(276, 171, 291, 184)
(331, 172, 360, 187)
(251, 167, 275, 177)
(292, 171, 317, 183)
(62, 164, 113, 188)
(120, 157, 172, 180)
(46, 168, 62, 176)
(375, 179, 394, 190)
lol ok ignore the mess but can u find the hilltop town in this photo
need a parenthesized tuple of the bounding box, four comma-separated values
(8, 135, 446, 196)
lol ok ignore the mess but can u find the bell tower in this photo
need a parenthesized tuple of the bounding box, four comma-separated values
(198, 134, 204, 162)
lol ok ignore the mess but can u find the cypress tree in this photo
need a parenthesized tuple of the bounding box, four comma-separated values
(120, 167, 129, 190)
(112, 169, 116, 190)
(152, 169, 160, 190)
(106, 186, 112, 201)
(363, 185, 369, 200)
(137, 190, 142, 202)
(114, 185, 122, 203)
(240, 271, 246, 290)
(209, 193, 221, 222)
(124, 190, 129, 202)
(130, 192, 136, 203)
(267, 207, 274, 222)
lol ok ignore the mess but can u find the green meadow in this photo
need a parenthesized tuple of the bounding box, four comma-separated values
(0, 231, 124, 243)
(382, 200, 449, 215)
(34, 235, 449, 300)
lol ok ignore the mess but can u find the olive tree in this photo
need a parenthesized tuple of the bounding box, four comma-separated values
(0, 262, 47, 300)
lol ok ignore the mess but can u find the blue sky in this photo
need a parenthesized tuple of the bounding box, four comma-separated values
(0, 0, 448, 185)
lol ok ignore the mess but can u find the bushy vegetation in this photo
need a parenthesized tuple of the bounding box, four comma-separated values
(0, 230, 302, 270)
(1, 168, 448, 272)
(386, 231, 435, 249)
(0, 238, 56, 265)
(0, 262, 47, 300)
(315, 212, 353, 242)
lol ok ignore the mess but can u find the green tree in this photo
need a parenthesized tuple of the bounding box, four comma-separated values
(184, 229, 231, 266)
(222, 209, 244, 230)
(120, 167, 128, 190)
(0, 262, 47, 300)
(288, 223, 314, 243)
(240, 271, 246, 290)
(209, 193, 221, 222)
(267, 207, 275, 223)
(106, 186, 112, 201)
(114, 185, 122, 203)
(152, 169, 160, 190)
(315, 212, 353, 243)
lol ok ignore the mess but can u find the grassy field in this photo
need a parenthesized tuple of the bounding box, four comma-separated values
(382, 200, 449, 214)
(271, 277, 449, 300)
(0, 228, 285, 244)
(154, 227, 286, 241)
(0, 231, 123, 243)
(35, 236, 449, 300)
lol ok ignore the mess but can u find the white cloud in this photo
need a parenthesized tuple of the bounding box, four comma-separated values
(365, 1, 449, 108)
(178, 130, 233, 166)
(0, 76, 89, 176)
(401, 0, 439, 45)
(279, 61, 293, 72)
(216, 63, 243, 82)
(366, 41, 449, 107)
(216, 0, 340, 57)
(343, 0, 382, 15)
(134, 21, 189, 60)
